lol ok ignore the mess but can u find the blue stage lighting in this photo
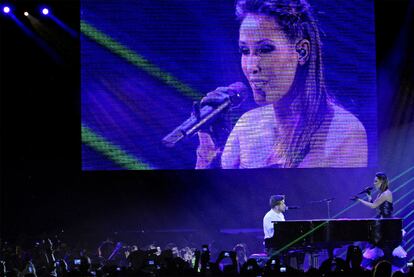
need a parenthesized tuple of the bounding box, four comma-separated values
(3, 6, 11, 14)
(42, 8, 49, 15)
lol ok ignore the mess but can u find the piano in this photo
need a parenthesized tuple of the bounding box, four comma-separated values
(265, 218, 403, 254)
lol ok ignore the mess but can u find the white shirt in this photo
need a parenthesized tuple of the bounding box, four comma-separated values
(263, 209, 285, 239)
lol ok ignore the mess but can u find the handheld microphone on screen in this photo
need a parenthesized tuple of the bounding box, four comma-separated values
(162, 82, 248, 147)
(286, 206, 300, 210)
(358, 186, 374, 194)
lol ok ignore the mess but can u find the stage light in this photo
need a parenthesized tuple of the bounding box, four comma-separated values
(3, 6, 11, 14)
(24, 11, 29, 17)
(41, 8, 49, 15)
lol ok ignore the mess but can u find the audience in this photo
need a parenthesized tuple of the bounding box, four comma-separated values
(0, 237, 410, 277)
(373, 260, 393, 277)
(345, 245, 369, 276)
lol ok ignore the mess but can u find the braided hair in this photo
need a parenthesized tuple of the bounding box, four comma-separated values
(236, 0, 329, 167)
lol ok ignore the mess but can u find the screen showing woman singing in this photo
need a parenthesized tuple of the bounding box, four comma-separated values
(81, 0, 377, 170)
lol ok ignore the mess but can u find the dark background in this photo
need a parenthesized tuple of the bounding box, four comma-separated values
(1, 0, 413, 254)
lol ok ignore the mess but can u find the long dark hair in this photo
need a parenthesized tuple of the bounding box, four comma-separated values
(376, 172, 389, 192)
(236, 0, 329, 167)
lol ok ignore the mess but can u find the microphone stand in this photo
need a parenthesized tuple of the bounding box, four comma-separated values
(309, 198, 335, 219)
(310, 198, 336, 259)
(326, 199, 332, 219)
(305, 198, 335, 263)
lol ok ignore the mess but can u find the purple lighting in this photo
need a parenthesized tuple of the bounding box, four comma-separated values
(42, 8, 49, 15)
(3, 6, 11, 14)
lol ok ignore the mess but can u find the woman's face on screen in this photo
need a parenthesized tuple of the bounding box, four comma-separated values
(239, 14, 298, 105)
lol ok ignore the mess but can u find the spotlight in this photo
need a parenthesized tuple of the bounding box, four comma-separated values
(24, 11, 29, 16)
(41, 8, 49, 15)
(2, 6, 11, 14)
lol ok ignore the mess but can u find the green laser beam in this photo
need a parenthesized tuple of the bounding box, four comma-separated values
(406, 243, 414, 254)
(318, 201, 364, 260)
(334, 170, 414, 257)
(82, 124, 152, 170)
(80, 20, 414, 250)
(330, 166, 414, 220)
(80, 20, 202, 100)
(393, 175, 414, 194)
(405, 229, 414, 253)
(404, 219, 414, 232)
(273, 167, 414, 254)
(404, 206, 414, 220)
(274, 221, 329, 255)
(403, 236, 414, 249)
(405, 236, 414, 247)
(395, 198, 414, 217)
(391, 170, 414, 256)
(394, 187, 414, 206)
(402, 209, 414, 229)
(390, 166, 414, 183)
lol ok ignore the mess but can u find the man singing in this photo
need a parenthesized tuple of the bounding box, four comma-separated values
(263, 195, 286, 256)
(263, 195, 305, 269)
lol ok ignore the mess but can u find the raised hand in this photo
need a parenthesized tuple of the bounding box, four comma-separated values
(198, 88, 232, 147)
(196, 88, 233, 169)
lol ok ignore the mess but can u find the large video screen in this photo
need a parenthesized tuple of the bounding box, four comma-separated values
(81, 0, 377, 170)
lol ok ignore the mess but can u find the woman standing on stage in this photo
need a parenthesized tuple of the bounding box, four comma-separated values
(357, 172, 393, 218)
(357, 172, 407, 263)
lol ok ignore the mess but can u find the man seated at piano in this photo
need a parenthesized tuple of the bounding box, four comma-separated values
(263, 195, 306, 269)
(263, 195, 286, 256)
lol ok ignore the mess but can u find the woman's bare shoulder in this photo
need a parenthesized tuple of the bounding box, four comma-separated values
(320, 103, 368, 165)
(382, 189, 392, 197)
(330, 104, 366, 133)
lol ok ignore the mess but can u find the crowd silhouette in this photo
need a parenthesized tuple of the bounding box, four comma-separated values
(0, 236, 412, 276)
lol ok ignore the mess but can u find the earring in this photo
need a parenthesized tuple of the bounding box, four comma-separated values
(297, 48, 306, 57)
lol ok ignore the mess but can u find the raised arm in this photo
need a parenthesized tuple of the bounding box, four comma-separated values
(358, 190, 391, 209)
(195, 88, 233, 169)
